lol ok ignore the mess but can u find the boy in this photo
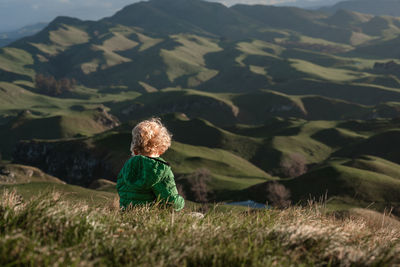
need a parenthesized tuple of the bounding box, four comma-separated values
(116, 118, 185, 211)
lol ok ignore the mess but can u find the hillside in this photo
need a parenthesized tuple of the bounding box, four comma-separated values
(0, 23, 47, 47)
(0, 0, 399, 94)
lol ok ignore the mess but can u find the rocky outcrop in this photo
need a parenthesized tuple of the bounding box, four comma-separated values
(94, 106, 120, 129)
(0, 164, 64, 184)
(13, 140, 114, 186)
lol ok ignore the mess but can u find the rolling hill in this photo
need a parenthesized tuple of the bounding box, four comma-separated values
(9, 114, 400, 213)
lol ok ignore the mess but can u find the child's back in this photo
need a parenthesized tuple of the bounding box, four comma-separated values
(116, 118, 185, 211)
(117, 155, 184, 210)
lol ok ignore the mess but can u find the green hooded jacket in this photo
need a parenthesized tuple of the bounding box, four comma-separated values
(116, 155, 185, 211)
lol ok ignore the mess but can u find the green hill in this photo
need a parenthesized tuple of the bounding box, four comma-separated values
(334, 129, 400, 164)
(0, 106, 119, 159)
(238, 156, 400, 212)
(12, 116, 272, 190)
(353, 36, 400, 58)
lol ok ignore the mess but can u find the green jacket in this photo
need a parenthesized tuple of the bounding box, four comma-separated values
(116, 155, 185, 211)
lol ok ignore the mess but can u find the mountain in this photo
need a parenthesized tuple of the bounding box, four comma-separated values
(1, 0, 399, 95)
(275, 0, 342, 8)
(321, 0, 400, 17)
(0, 23, 47, 47)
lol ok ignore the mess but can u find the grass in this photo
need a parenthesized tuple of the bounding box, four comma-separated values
(289, 59, 368, 82)
(136, 32, 163, 52)
(297, 35, 353, 51)
(49, 24, 89, 48)
(165, 141, 271, 190)
(0, 189, 399, 266)
(29, 24, 89, 56)
(344, 155, 400, 180)
(102, 33, 138, 52)
(272, 134, 331, 164)
(236, 40, 284, 59)
(160, 34, 222, 82)
(0, 184, 115, 206)
(0, 47, 35, 77)
(91, 44, 132, 70)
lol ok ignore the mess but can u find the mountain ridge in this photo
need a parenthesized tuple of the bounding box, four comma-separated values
(321, 0, 400, 17)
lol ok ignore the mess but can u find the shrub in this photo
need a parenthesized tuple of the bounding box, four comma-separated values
(280, 153, 308, 177)
(266, 181, 291, 209)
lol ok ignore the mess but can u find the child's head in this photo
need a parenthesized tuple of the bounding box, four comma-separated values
(130, 118, 172, 157)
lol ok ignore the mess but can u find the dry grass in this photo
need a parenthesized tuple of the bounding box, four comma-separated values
(1, 189, 399, 266)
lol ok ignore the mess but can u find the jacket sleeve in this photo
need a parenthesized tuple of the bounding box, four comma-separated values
(151, 166, 185, 211)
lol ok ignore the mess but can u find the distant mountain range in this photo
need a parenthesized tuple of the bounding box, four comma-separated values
(3, 0, 398, 90)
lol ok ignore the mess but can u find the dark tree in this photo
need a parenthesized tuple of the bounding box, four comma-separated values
(35, 74, 76, 96)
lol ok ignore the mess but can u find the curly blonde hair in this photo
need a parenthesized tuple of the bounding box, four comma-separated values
(130, 118, 172, 156)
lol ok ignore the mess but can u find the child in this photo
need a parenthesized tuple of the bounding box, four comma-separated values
(116, 118, 185, 211)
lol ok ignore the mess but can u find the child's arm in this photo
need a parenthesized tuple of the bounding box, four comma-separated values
(151, 167, 185, 211)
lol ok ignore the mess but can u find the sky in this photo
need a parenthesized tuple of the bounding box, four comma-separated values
(0, 0, 341, 32)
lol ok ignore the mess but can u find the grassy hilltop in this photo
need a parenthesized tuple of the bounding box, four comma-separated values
(0, 189, 399, 266)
